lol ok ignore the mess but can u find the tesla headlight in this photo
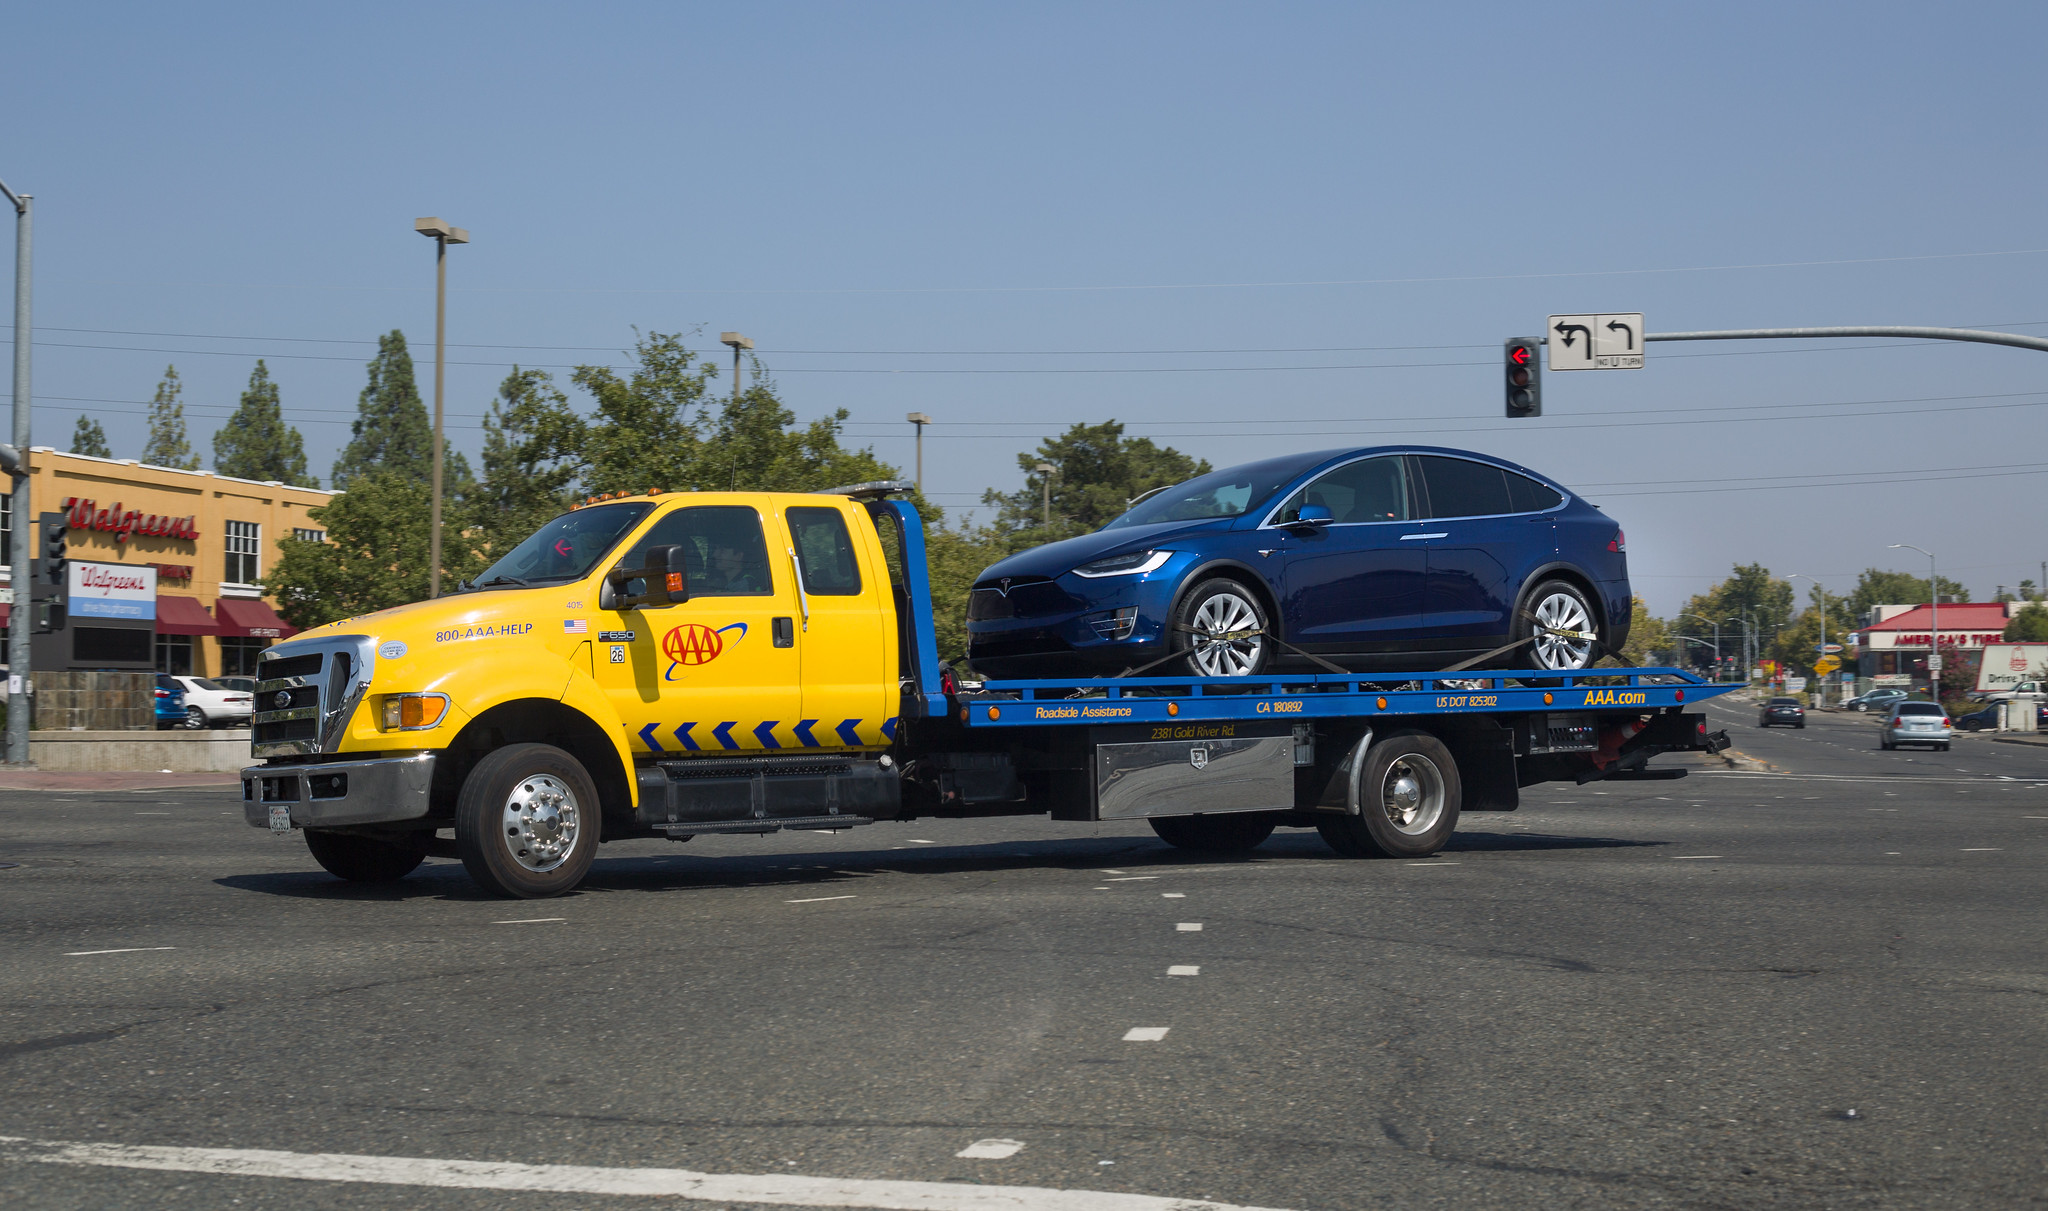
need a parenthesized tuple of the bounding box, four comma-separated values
(1072, 550, 1173, 578)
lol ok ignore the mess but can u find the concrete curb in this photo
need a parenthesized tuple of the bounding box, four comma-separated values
(0, 770, 240, 791)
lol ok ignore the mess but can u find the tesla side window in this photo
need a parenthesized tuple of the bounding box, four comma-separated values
(1273, 457, 1411, 524)
(1414, 456, 1513, 519)
(1505, 471, 1564, 513)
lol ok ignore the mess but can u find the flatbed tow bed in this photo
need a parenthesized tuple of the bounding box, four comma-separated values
(241, 488, 1738, 894)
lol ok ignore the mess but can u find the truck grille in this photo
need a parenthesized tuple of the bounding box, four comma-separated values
(251, 636, 376, 759)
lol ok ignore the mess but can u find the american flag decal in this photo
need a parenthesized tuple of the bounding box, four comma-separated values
(563, 619, 589, 634)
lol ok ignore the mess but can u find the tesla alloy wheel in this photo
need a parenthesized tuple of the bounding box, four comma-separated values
(456, 743, 601, 898)
(1171, 580, 1270, 677)
(1519, 580, 1599, 672)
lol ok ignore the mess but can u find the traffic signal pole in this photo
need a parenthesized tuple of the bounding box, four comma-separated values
(1642, 325, 2048, 355)
(1, 178, 30, 766)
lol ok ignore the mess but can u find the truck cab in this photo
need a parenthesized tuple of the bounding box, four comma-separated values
(244, 486, 927, 897)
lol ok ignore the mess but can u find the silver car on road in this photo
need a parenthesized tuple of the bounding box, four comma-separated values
(1880, 701, 1952, 751)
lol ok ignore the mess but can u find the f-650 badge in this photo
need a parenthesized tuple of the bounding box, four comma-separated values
(662, 622, 747, 680)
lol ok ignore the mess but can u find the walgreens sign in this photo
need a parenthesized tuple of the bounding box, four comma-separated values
(60, 497, 199, 544)
(68, 560, 158, 620)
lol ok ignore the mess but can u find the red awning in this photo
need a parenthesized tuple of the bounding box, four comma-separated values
(157, 595, 221, 636)
(214, 596, 298, 639)
(0, 603, 9, 626)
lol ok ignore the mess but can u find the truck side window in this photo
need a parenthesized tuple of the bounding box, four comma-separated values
(621, 506, 774, 597)
(787, 506, 863, 595)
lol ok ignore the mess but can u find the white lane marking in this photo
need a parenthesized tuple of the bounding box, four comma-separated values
(0, 1136, 1291, 1210)
(493, 918, 566, 925)
(1168, 966, 1200, 976)
(64, 947, 176, 957)
(1177, 923, 1203, 932)
(1672, 856, 1723, 860)
(1699, 773, 2011, 785)
(1123, 1027, 1170, 1042)
(1405, 862, 1459, 866)
(786, 895, 858, 904)
(954, 1139, 1025, 1160)
(1105, 876, 1158, 882)
(1961, 848, 2003, 852)
(907, 840, 935, 844)
(1162, 893, 1186, 898)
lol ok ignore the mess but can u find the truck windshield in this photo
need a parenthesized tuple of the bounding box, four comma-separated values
(472, 503, 654, 587)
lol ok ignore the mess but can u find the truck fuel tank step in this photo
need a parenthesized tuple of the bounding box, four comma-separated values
(636, 754, 900, 826)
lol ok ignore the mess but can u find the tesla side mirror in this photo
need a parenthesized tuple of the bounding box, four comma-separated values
(604, 544, 690, 610)
(1285, 504, 1334, 532)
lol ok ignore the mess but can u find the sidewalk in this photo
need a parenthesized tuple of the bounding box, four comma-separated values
(1990, 732, 2048, 749)
(0, 769, 241, 792)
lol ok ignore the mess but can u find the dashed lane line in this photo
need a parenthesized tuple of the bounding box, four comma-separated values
(785, 895, 858, 904)
(0, 1136, 1289, 1211)
(494, 918, 566, 925)
(1177, 923, 1203, 932)
(1123, 1027, 1171, 1042)
(1168, 966, 1200, 976)
(953, 1140, 1025, 1160)
(63, 947, 176, 957)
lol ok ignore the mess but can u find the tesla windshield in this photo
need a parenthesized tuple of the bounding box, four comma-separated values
(471, 502, 654, 587)
(1103, 454, 1318, 530)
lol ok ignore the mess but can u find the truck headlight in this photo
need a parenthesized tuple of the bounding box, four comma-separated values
(380, 693, 450, 731)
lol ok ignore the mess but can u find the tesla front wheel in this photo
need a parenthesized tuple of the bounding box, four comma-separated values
(1170, 580, 1269, 677)
(456, 743, 601, 899)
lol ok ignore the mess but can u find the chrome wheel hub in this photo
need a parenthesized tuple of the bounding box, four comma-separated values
(1531, 592, 1595, 670)
(1190, 592, 1264, 677)
(502, 774, 580, 873)
(1380, 755, 1445, 836)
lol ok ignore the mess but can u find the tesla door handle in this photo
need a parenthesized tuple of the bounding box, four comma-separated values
(772, 617, 795, 647)
(1399, 532, 1449, 541)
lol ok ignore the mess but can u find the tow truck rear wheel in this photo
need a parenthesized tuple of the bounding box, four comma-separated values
(455, 743, 600, 899)
(304, 829, 427, 883)
(1315, 730, 1461, 859)
(1149, 812, 1278, 853)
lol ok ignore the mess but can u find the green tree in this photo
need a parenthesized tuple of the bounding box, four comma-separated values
(569, 331, 717, 495)
(213, 360, 316, 486)
(1681, 563, 1794, 667)
(474, 368, 585, 555)
(2006, 604, 2048, 642)
(2020, 578, 2041, 602)
(982, 421, 1209, 543)
(140, 365, 200, 470)
(1842, 567, 1968, 622)
(1769, 588, 1855, 677)
(69, 415, 110, 458)
(1610, 597, 1672, 668)
(267, 470, 484, 628)
(333, 331, 435, 488)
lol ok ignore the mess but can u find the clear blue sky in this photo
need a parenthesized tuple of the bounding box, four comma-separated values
(4, 1, 2044, 615)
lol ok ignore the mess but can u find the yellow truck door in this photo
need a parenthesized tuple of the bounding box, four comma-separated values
(593, 501, 802, 756)
(784, 501, 897, 749)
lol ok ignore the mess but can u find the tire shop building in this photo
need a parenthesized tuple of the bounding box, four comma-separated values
(0, 449, 336, 677)
(1853, 602, 2020, 688)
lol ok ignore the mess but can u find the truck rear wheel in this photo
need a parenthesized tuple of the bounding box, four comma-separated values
(455, 743, 601, 899)
(1149, 812, 1278, 853)
(304, 829, 427, 883)
(1315, 731, 1460, 859)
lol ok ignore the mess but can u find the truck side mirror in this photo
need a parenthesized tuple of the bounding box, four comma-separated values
(603, 544, 690, 610)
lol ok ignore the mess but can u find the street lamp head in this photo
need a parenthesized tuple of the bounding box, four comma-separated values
(906, 412, 932, 425)
(1035, 462, 1055, 475)
(720, 332, 754, 352)
(414, 217, 469, 244)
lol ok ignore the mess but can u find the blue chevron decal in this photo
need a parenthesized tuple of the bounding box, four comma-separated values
(673, 722, 700, 752)
(882, 717, 898, 741)
(711, 721, 740, 750)
(753, 720, 782, 749)
(793, 719, 820, 747)
(836, 718, 863, 746)
(638, 723, 664, 753)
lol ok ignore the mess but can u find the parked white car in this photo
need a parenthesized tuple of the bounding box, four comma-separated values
(171, 676, 254, 729)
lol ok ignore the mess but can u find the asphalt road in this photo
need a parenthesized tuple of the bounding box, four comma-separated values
(4, 701, 2047, 1209)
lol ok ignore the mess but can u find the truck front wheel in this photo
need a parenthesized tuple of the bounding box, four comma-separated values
(304, 829, 427, 883)
(1149, 812, 1278, 853)
(455, 743, 601, 899)
(1315, 730, 1461, 859)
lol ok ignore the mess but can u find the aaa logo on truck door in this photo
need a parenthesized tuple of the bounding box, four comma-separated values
(662, 622, 747, 680)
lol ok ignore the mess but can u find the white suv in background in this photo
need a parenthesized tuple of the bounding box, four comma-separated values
(170, 676, 254, 729)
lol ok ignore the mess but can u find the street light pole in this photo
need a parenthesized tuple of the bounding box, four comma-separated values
(0, 177, 30, 766)
(1036, 462, 1055, 528)
(1890, 543, 1939, 695)
(414, 218, 468, 600)
(905, 412, 931, 492)
(1679, 613, 1721, 679)
(721, 332, 753, 405)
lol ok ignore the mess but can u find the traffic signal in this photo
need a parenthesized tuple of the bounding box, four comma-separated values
(1505, 337, 1541, 417)
(41, 515, 67, 586)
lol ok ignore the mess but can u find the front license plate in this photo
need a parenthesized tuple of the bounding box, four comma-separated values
(267, 805, 293, 834)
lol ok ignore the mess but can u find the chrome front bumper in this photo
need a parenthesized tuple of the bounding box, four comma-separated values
(241, 754, 437, 829)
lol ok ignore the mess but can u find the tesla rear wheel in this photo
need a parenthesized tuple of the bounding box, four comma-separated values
(1518, 580, 1600, 672)
(1170, 580, 1269, 677)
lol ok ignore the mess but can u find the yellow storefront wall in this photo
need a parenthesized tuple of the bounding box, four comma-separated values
(10, 448, 338, 677)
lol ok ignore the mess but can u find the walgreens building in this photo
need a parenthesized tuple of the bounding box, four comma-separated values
(1, 449, 337, 677)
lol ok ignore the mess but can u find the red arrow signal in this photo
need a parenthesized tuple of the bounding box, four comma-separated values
(1509, 345, 1530, 365)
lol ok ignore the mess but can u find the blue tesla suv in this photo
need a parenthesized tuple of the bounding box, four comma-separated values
(965, 446, 1630, 678)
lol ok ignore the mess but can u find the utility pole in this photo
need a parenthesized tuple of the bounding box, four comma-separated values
(905, 413, 931, 492)
(1, 176, 31, 766)
(721, 332, 753, 405)
(414, 218, 468, 599)
(1788, 575, 1826, 706)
